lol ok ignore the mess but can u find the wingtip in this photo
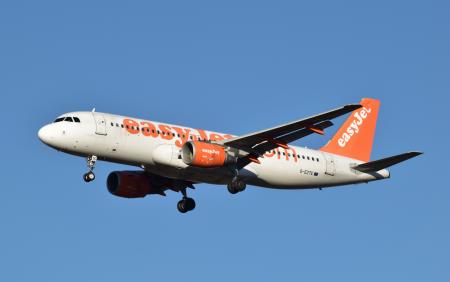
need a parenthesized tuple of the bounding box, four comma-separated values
(345, 103, 363, 110)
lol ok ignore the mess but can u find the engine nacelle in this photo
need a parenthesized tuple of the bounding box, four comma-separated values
(181, 141, 235, 168)
(107, 171, 156, 198)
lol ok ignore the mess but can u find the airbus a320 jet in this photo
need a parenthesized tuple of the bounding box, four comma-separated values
(38, 98, 422, 213)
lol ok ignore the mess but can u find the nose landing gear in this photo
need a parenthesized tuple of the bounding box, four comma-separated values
(83, 155, 97, 183)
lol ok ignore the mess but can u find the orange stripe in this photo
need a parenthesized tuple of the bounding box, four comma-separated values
(307, 126, 324, 135)
(270, 139, 289, 149)
(248, 156, 261, 164)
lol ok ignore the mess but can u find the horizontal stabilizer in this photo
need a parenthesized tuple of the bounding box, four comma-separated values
(352, 152, 423, 173)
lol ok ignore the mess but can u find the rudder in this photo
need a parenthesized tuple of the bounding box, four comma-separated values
(321, 98, 380, 162)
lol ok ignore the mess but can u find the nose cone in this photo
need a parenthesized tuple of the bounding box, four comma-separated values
(38, 125, 53, 145)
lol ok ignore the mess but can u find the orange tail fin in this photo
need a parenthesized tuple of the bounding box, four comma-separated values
(321, 98, 380, 162)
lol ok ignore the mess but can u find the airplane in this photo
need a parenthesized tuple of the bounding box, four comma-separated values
(38, 98, 422, 213)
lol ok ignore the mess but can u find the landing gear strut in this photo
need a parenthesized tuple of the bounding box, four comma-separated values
(227, 176, 246, 194)
(83, 155, 97, 182)
(177, 188, 196, 213)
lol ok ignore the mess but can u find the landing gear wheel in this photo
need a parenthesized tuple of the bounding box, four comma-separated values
(177, 197, 196, 213)
(184, 197, 196, 211)
(177, 200, 187, 213)
(227, 184, 239, 194)
(227, 178, 246, 194)
(83, 172, 95, 182)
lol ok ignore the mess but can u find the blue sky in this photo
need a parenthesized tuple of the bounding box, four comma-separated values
(0, 1, 448, 281)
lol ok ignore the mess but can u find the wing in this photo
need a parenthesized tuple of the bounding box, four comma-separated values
(216, 103, 362, 168)
(219, 104, 361, 152)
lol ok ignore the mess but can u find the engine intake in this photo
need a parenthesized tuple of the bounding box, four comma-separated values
(181, 141, 235, 168)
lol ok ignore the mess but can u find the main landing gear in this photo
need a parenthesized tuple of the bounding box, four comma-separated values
(227, 176, 246, 194)
(83, 155, 97, 183)
(177, 188, 196, 213)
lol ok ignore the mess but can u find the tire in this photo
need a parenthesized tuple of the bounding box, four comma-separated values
(237, 181, 246, 192)
(87, 172, 95, 181)
(83, 173, 91, 182)
(177, 200, 187, 213)
(227, 183, 238, 194)
(185, 198, 196, 211)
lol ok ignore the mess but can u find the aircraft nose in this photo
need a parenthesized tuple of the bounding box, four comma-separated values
(38, 125, 53, 144)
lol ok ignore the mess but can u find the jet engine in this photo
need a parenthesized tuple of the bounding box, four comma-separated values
(181, 141, 236, 168)
(106, 171, 164, 198)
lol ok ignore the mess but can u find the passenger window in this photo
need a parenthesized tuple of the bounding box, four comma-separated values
(54, 118, 64, 123)
(302, 156, 305, 159)
(121, 124, 124, 128)
(116, 123, 119, 127)
(65, 117, 73, 122)
(73, 117, 80, 123)
(172, 133, 175, 137)
(307, 156, 310, 160)
(317, 158, 320, 162)
(111, 122, 114, 126)
(312, 157, 315, 161)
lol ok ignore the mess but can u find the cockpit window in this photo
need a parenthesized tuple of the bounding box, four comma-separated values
(54, 116, 81, 123)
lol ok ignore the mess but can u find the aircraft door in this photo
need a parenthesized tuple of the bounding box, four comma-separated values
(92, 112, 107, 136)
(323, 152, 336, 176)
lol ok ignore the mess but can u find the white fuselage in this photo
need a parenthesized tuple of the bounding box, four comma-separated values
(38, 111, 390, 189)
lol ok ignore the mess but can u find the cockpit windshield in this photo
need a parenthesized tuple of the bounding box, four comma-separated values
(54, 116, 81, 123)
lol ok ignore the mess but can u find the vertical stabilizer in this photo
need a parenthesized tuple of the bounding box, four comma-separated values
(321, 98, 380, 162)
